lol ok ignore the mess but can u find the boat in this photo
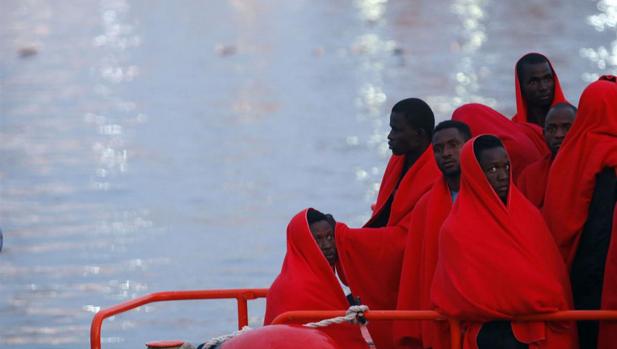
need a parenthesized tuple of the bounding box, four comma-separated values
(90, 288, 617, 349)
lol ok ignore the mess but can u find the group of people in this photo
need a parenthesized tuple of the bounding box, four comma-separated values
(262, 53, 617, 349)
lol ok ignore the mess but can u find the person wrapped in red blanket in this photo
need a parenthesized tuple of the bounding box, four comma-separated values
(452, 103, 541, 182)
(516, 103, 576, 208)
(394, 120, 471, 349)
(512, 52, 568, 156)
(543, 76, 617, 349)
(335, 98, 440, 349)
(431, 135, 577, 349)
(264, 208, 368, 349)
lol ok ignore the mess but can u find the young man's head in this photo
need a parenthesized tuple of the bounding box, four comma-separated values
(473, 135, 510, 204)
(388, 98, 435, 156)
(544, 103, 577, 157)
(516, 53, 555, 114)
(432, 120, 472, 178)
(307, 209, 337, 266)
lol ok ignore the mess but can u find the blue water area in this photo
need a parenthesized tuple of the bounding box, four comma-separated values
(0, 0, 615, 348)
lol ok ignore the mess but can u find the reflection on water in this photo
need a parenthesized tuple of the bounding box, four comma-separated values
(581, 0, 617, 81)
(1, 0, 616, 348)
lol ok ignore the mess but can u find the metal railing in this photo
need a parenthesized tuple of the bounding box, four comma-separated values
(90, 288, 268, 349)
(271, 309, 617, 349)
(91, 290, 617, 349)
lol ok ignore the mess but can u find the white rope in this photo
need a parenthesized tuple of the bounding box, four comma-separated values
(199, 305, 374, 349)
(201, 326, 252, 349)
(303, 305, 369, 328)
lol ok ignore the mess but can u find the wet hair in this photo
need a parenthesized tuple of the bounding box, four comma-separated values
(473, 135, 505, 162)
(307, 208, 328, 225)
(391, 98, 435, 139)
(548, 102, 577, 114)
(433, 120, 472, 141)
(516, 53, 551, 82)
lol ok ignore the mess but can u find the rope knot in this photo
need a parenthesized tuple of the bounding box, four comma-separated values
(346, 305, 369, 325)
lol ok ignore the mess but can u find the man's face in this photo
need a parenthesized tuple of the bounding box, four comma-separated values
(544, 107, 576, 156)
(388, 112, 420, 156)
(309, 220, 337, 266)
(432, 128, 466, 177)
(478, 147, 510, 203)
(520, 62, 555, 108)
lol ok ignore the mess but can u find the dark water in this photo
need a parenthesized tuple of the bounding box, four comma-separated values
(0, 0, 615, 347)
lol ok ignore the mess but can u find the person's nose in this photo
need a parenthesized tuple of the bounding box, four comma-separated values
(539, 79, 550, 92)
(555, 126, 568, 139)
(387, 130, 394, 141)
(442, 146, 454, 159)
(322, 238, 334, 250)
(497, 168, 509, 182)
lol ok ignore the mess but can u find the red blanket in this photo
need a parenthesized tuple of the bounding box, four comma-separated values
(512, 53, 567, 155)
(516, 154, 552, 208)
(394, 176, 453, 349)
(543, 77, 617, 348)
(431, 136, 577, 349)
(336, 148, 439, 349)
(452, 103, 542, 181)
(264, 209, 367, 349)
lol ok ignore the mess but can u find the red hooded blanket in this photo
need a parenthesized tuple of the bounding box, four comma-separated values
(512, 53, 567, 155)
(543, 77, 617, 348)
(264, 209, 367, 349)
(452, 103, 542, 181)
(430, 136, 577, 349)
(336, 148, 439, 349)
(394, 176, 453, 349)
(516, 154, 552, 208)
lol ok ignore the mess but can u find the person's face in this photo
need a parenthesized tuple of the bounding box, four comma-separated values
(432, 128, 466, 177)
(544, 107, 576, 156)
(520, 62, 555, 108)
(309, 220, 337, 266)
(478, 147, 510, 203)
(388, 112, 421, 156)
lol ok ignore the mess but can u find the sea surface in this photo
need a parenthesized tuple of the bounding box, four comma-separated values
(1, 0, 616, 348)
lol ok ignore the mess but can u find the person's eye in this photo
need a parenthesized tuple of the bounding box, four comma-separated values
(505, 164, 510, 170)
(488, 166, 497, 173)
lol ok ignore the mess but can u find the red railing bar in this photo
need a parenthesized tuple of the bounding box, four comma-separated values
(270, 310, 445, 324)
(272, 309, 617, 349)
(90, 288, 268, 349)
(513, 310, 617, 321)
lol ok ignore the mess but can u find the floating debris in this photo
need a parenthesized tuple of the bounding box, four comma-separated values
(18, 46, 38, 58)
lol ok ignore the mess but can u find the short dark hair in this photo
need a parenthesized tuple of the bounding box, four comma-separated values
(391, 98, 435, 139)
(516, 52, 550, 82)
(548, 102, 577, 114)
(307, 208, 328, 225)
(473, 135, 505, 162)
(433, 120, 472, 141)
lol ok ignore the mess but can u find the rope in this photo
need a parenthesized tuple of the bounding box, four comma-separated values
(200, 326, 252, 349)
(303, 305, 376, 349)
(303, 305, 369, 328)
(199, 305, 376, 349)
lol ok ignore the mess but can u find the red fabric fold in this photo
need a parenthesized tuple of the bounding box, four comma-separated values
(543, 77, 617, 348)
(336, 148, 440, 349)
(264, 209, 367, 349)
(452, 103, 542, 181)
(512, 53, 567, 156)
(430, 136, 577, 349)
(394, 177, 453, 349)
(516, 154, 552, 208)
